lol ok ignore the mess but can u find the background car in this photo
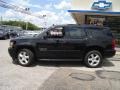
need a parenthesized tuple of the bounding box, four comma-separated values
(9, 29, 18, 38)
(0, 29, 9, 39)
(17, 30, 42, 37)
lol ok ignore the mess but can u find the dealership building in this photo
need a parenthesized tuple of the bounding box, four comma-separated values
(68, 0, 120, 45)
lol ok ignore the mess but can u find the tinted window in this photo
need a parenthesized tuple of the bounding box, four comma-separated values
(86, 28, 103, 37)
(86, 28, 113, 38)
(47, 27, 64, 38)
(65, 27, 86, 38)
(103, 28, 113, 37)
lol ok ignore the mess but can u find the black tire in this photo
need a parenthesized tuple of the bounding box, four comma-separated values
(84, 50, 103, 68)
(17, 49, 34, 66)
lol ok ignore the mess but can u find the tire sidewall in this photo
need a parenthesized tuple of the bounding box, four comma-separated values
(84, 50, 103, 68)
(17, 49, 34, 66)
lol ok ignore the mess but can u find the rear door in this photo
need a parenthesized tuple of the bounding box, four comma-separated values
(61, 26, 87, 59)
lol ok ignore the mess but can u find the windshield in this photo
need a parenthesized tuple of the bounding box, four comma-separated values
(36, 26, 55, 37)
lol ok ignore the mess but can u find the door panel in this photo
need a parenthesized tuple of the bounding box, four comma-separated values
(37, 38, 61, 59)
(58, 38, 86, 59)
(36, 38, 86, 59)
(60, 27, 87, 59)
(37, 26, 65, 59)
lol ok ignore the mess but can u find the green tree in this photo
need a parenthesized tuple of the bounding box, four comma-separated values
(2, 20, 41, 30)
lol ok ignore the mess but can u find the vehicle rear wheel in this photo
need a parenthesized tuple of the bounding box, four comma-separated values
(17, 49, 34, 66)
(84, 50, 103, 68)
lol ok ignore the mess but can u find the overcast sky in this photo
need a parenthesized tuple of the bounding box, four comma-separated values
(0, 0, 75, 27)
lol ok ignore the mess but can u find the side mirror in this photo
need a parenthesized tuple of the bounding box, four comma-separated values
(43, 34, 48, 39)
(43, 32, 51, 39)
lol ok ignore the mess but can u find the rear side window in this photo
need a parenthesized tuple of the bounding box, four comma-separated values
(65, 27, 86, 38)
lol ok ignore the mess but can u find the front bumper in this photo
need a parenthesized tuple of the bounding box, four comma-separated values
(104, 49, 116, 58)
(0, 35, 4, 38)
(8, 47, 17, 60)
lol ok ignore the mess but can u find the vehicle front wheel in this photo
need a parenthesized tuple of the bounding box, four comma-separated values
(84, 50, 103, 68)
(17, 49, 34, 66)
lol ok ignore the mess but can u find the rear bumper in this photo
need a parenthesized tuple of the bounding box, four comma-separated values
(104, 49, 116, 58)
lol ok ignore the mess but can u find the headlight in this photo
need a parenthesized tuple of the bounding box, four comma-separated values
(10, 41, 15, 47)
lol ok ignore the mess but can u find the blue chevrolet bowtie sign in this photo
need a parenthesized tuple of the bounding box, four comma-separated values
(92, 0, 112, 10)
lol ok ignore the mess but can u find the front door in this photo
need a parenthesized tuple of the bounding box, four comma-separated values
(37, 26, 65, 59)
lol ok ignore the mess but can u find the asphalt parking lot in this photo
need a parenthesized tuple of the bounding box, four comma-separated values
(0, 40, 120, 90)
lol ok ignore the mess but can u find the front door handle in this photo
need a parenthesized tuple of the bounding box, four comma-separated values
(55, 40, 64, 43)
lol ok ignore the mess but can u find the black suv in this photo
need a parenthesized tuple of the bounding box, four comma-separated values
(8, 24, 116, 68)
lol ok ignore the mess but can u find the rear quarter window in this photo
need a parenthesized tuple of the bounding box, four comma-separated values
(102, 28, 113, 37)
(86, 28, 102, 37)
(86, 27, 113, 38)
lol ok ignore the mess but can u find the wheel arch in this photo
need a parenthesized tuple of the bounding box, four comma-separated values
(16, 45, 36, 57)
(84, 46, 104, 58)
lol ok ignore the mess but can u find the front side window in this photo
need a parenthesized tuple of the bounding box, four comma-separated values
(47, 27, 64, 38)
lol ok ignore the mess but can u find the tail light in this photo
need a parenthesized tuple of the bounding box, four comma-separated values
(112, 39, 116, 49)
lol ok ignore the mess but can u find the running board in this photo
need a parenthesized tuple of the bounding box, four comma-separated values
(38, 59, 82, 61)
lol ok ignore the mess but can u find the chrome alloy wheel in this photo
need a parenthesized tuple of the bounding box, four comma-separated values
(87, 53, 100, 67)
(18, 51, 30, 65)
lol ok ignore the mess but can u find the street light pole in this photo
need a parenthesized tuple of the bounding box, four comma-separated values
(0, 16, 2, 26)
(26, 20, 28, 30)
(25, 8, 30, 30)
(43, 15, 46, 29)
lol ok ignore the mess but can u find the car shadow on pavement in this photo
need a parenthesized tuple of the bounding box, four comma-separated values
(33, 60, 85, 68)
(29, 59, 115, 68)
(102, 59, 115, 67)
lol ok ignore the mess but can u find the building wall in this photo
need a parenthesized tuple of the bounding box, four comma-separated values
(71, 0, 120, 12)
